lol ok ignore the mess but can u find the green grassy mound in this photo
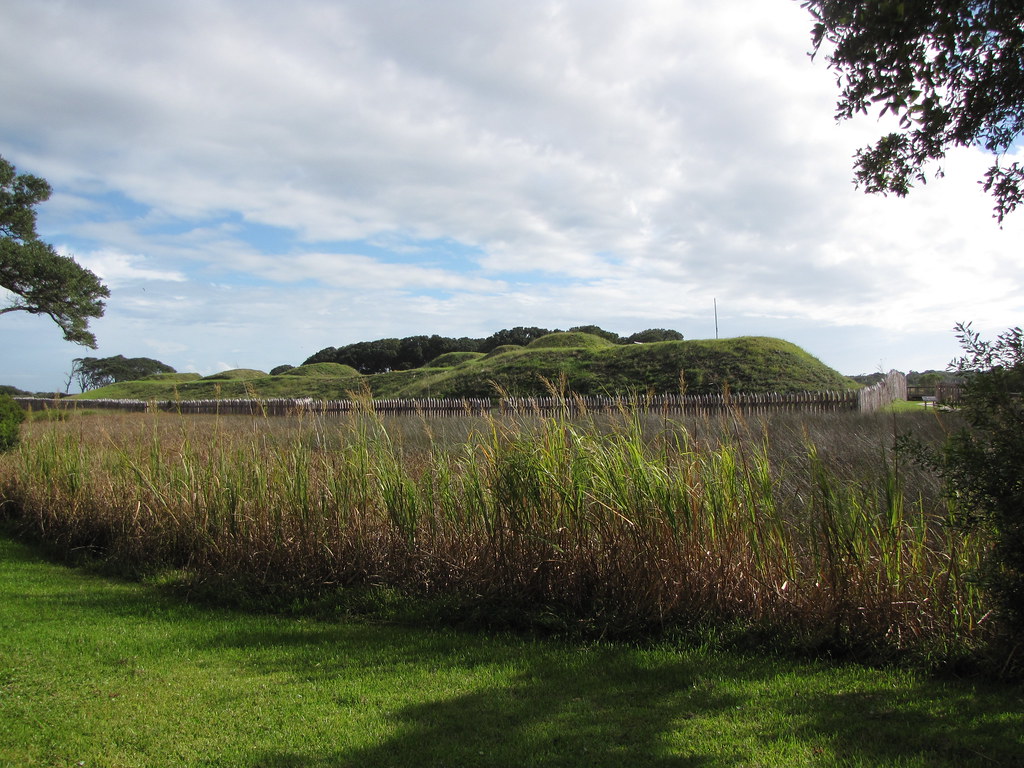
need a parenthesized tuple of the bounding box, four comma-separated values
(70, 337, 856, 402)
(71, 381, 193, 400)
(387, 337, 856, 399)
(427, 351, 485, 368)
(484, 344, 523, 358)
(527, 332, 616, 349)
(202, 369, 268, 381)
(283, 362, 362, 377)
(141, 372, 203, 383)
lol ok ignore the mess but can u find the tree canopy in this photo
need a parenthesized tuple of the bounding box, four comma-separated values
(624, 328, 685, 344)
(803, 0, 1024, 222)
(0, 156, 109, 346)
(71, 355, 175, 392)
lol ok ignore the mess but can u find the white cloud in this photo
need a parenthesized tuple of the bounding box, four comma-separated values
(0, 0, 1021, 391)
(73, 250, 188, 287)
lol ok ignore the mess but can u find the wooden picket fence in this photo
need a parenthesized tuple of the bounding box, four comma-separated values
(15, 372, 908, 417)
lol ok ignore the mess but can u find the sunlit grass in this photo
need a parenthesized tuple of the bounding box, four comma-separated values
(1, 536, 1020, 768)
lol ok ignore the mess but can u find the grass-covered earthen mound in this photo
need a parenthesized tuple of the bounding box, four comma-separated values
(202, 369, 268, 381)
(141, 372, 203, 383)
(283, 363, 362, 378)
(527, 332, 616, 350)
(390, 336, 855, 398)
(73, 336, 856, 401)
(483, 344, 523, 358)
(427, 351, 485, 367)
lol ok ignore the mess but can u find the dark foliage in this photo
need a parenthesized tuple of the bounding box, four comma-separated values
(397, 335, 479, 369)
(72, 355, 175, 392)
(804, 0, 1024, 222)
(0, 392, 25, 452)
(625, 328, 685, 344)
(329, 338, 401, 374)
(901, 323, 1024, 638)
(477, 326, 554, 352)
(906, 370, 962, 386)
(304, 326, 687, 374)
(568, 325, 621, 343)
(0, 156, 110, 345)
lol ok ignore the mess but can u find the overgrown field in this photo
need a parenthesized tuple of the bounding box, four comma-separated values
(0, 405, 988, 667)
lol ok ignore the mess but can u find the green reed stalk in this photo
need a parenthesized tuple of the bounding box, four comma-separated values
(0, 407, 987, 664)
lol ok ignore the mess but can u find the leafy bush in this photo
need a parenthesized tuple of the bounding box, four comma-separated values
(902, 323, 1024, 639)
(567, 324, 621, 342)
(625, 328, 684, 344)
(72, 355, 175, 391)
(0, 393, 26, 451)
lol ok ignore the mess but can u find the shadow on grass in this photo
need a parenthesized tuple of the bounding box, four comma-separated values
(215, 625, 729, 768)
(207, 621, 1024, 768)
(3, 536, 1022, 767)
(782, 682, 1024, 767)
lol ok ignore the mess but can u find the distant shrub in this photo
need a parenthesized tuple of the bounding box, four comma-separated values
(0, 393, 26, 452)
(270, 365, 295, 375)
(625, 328, 684, 344)
(568, 325, 621, 342)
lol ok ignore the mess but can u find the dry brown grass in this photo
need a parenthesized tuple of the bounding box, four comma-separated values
(0, 404, 984, 663)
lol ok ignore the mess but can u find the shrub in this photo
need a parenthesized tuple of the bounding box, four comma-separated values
(0, 393, 26, 451)
(902, 323, 1024, 640)
(625, 328, 685, 344)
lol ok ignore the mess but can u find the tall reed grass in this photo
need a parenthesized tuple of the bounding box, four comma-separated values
(0, 403, 983, 664)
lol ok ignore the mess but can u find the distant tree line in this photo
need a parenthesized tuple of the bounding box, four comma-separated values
(71, 355, 176, 392)
(303, 326, 685, 374)
(849, 370, 963, 387)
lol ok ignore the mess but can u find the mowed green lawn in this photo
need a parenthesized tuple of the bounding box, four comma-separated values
(1, 537, 1021, 768)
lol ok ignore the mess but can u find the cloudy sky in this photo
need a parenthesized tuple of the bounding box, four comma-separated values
(2, 0, 1021, 393)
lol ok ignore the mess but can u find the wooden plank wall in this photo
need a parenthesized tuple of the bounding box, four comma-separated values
(15, 372, 915, 417)
(856, 370, 907, 413)
(16, 388, 878, 417)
